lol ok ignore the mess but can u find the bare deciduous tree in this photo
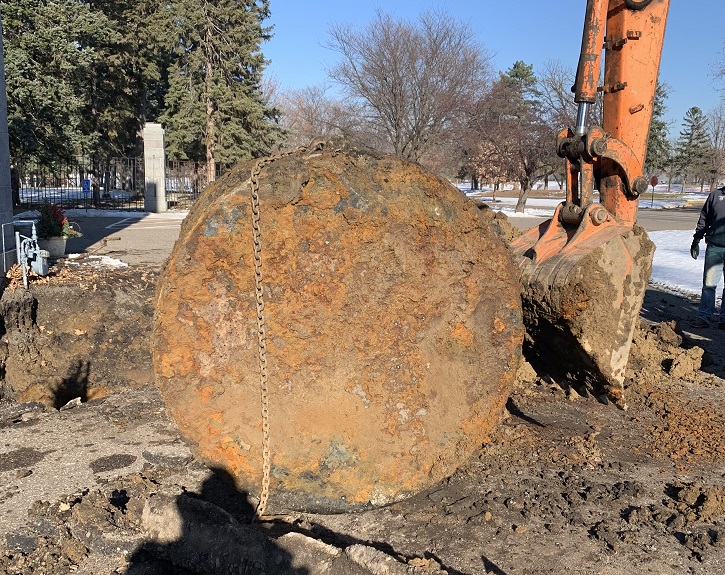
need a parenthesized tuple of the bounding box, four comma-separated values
(716, 42, 725, 87)
(536, 59, 578, 129)
(535, 59, 612, 189)
(708, 102, 725, 187)
(276, 85, 381, 150)
(326, 9, 493, 164)
(278, 87, 344, 143)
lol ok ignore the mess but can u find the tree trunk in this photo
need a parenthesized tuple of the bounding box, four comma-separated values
(103, 159, 111, 198)
(92, 156, 100, 207)
(515, 170, 533, 213)
(206, 95, 216, 185)
(205, 29, 216, 185)
(515, 185, 531, 213)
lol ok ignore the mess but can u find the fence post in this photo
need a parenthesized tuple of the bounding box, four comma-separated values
(143, 123, 166, 213)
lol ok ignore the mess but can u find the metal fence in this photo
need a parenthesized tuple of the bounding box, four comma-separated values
(15, 156, 230, 212)
(165, 161, 231, 208)
(165, 160, 209, 209)
(15, 156, 146, 211)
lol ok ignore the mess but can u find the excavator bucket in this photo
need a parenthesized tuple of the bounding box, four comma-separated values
(510, 206, 654, 408)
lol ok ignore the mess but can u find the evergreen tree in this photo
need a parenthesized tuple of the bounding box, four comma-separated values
(75, 2, 137, 160)
(159, 0, 282, 182)
(644, 81, 671, 177)
(673, 106, 713, 188)
(87, 1, 170, 156)
(493, 62, 555, 212)
(2, 0, 114, 161)
(502, 61, 540, 114)
(3, 0, 171, 163)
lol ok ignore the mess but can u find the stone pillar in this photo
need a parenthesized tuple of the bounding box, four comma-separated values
(143, 123, 166, 213)
(0, 14, 15, 270)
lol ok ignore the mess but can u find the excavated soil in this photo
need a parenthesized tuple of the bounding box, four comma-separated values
(0, 243, 723, 574)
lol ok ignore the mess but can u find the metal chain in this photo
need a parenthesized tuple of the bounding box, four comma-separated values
(250, 156, 271, 519)
(249, 145, 310, 519)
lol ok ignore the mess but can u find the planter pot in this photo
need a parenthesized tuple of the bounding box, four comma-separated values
(38, 236, 67, 258)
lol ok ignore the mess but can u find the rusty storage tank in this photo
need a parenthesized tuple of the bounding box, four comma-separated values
(152, 146, 523, 513)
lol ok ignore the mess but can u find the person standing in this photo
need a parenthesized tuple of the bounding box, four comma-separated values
(691, 183, 725, 328)
(10, 165, 20, 207)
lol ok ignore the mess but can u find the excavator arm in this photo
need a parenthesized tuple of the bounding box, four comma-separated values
(564, 0, 668, 226)
(511, 0, 669, 407)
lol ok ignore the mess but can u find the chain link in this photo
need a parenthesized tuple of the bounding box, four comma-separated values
(249, 145, 310, 519)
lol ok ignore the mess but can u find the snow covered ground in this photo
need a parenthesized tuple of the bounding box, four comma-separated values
(458, 184, 710, 298)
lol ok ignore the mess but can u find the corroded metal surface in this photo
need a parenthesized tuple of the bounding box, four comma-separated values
(153, 148, 523, 513)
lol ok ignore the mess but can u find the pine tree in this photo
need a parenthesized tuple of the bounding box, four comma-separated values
(502, 61, 540, 115)
(159, 0, 282, 182)
(492, 62, 555, 212)
(2, 0, 114, 161)
(88, 1, 170, 156)
(673, 107, 713, 189)
(644, 82, 671, 177)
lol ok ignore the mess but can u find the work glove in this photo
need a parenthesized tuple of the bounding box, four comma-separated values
(691, 239, 700, 260)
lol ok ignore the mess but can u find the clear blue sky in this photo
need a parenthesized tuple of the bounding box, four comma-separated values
(264, 0, 725, 136)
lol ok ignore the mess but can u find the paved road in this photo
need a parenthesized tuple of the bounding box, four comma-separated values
(508, 205, 701, 233)
(61, 204, 702, 270)
(66, 211, 186, 269)
(637, 206, 701, 231)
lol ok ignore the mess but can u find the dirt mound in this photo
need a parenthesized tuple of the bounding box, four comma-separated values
(0, 263, 157, 407)
(472, 200, 523, 244)
(626, 319, 725, 466)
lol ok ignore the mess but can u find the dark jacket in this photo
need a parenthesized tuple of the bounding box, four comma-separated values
(694, 186, 725, 246)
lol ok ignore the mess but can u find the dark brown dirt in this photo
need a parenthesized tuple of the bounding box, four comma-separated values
(0, 263, 156, 407)
(0, 232, 723, 574)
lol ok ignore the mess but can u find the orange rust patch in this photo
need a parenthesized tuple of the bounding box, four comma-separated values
(197, 385, 216, 403)
(450, 322, 474, 347)
(493, 317, 506, 333)
(206, 411, 225, 436)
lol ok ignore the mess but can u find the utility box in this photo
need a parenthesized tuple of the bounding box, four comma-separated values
(143, 123, 166, 213)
